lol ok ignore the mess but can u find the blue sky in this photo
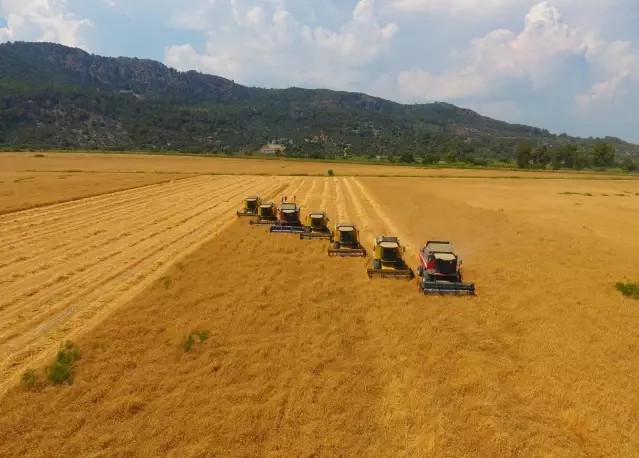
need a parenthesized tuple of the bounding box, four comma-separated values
(1, 1, 639, 143)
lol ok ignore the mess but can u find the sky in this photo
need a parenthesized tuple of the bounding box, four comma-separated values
(1, 1, 639, 142)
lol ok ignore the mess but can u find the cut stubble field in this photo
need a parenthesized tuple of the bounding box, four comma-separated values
(0, 154, 638, 457)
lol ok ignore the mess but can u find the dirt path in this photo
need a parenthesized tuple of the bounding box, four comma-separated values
(0, 175, 290, 393)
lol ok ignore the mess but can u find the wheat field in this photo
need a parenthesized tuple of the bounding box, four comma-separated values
(0, 154, 638, 457)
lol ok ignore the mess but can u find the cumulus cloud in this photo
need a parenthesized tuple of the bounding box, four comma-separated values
(164, 0, 398, 89)
(390, 0, 511, 13)
(397, 1, 639, 113)
(0, 0, 92, 49)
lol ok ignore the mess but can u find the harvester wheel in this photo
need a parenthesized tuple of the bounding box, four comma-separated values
(372, 259, 382, 270)
(333, 242, 340, 250)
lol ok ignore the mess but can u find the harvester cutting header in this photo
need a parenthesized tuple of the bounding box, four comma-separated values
(237, 195, 476, 296)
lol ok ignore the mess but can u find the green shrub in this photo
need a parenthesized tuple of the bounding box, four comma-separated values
(182, 334, 195, 352)
(182, 330, 209, 351)
(46, 341, 80, 385)
(328, 169, 334, 176)
(616, 282, 639, 299)
(21, 369, 38, 389)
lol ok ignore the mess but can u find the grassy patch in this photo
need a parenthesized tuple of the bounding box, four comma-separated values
(616, 282, 639, 300)
(182, 334, 195, 352)
(46, 341, 80, 385)
(21, 369, 38, 390)
(182, 330, 209, 352)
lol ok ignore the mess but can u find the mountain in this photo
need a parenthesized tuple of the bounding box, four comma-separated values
(1, 41, 638, 164)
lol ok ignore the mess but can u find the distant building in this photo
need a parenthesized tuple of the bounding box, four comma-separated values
(260, 144, 286, 154)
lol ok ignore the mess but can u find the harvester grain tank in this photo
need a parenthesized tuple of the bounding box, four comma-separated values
(237, 196, 262, 217)
(249, 201, 278, 226)
(300, 211, 332, 240)
(327, 222, 367, 257)
(367, 236, 414, 279)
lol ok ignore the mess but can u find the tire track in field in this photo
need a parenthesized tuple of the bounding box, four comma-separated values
(349, 177, 419, 263)
(342, 177, 376, 248)
(0, 177, 218, 254)
(0, 177, 251, 311)
(0, 175, 289, 394)
(319, 178, 330, 211)
(0, 177, 203, 233)
(264, 176, 324, 447)
(0, 177, 242, 279)
(334, 177, 350, 222)
(0, 177, 278, 338)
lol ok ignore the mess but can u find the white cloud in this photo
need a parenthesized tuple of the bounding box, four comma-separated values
(390, 0, 511, 13)
(396, 0, 639, 115)
(164, 0, 398, 89)
(0, 0, 92, 49)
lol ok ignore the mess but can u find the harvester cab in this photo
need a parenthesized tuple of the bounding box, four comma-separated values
(327, 223, 367, 257)
(300, 211, 332, 240)
(249, 201, 278, 226)
(237, 196, 262, 217)
(417, 241, 475, 295)
(367, 236, 414, 279)
(270, 202, 305, 233)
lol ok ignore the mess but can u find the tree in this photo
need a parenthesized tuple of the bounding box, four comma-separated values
(621, 157, 638, 172)
(533, 145, 550, 168)
(442, 151, 457, 163)
(516, 143, 532, 168)
(399, 152, 415, 164)
(421, 152, 440, 165)
(592, 142, 615, 167)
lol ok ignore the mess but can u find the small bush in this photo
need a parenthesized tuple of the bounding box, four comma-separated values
(616, 282, 639, 300)
(182, 334, 195, 352)
(21, 369, 38, 389)
(328, 169, 334, 176)
(47, 341, 80, 385)
(182, 330, 209, 352)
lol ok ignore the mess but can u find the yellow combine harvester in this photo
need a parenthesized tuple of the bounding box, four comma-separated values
(367, 236, 414, 279)
(249, 201, 278, 226)
(237, 196, 262, 217)
(327, 222, 367, 257)
(300, 210, 332, 240)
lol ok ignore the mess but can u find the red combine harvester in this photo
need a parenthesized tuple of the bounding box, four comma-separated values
(270, 202, 305, 233)
(417, 241, 475, 295)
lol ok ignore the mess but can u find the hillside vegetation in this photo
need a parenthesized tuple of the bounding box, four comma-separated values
(1, 41, 638, 169)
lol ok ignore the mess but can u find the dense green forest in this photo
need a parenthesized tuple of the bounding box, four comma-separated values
(1, 41, 638, 170)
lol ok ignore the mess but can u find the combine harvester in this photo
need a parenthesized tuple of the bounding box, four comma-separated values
(417, 241, 475, 295)
(237, 196, 262, 217)
(327, 223, 367, 257)
(300, 211, 332, 240)
(249, 201, 278, 226)
(367, 236, 414, 279)
(270, 202, 305, 234)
